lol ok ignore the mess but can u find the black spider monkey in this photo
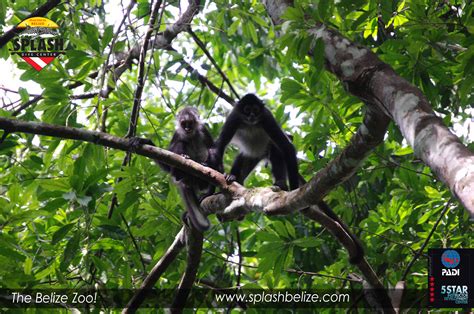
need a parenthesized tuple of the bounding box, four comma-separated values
(214, 94, 363, 263)
(215, 93, 299, 190)
(131, 107, 221, 232)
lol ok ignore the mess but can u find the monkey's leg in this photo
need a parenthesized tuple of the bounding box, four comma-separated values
(230, 153, 261, 184)
(178, 183, 210, 232)
(268, 145, 289, 191)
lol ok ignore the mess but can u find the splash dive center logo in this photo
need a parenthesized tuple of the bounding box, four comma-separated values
(441, 250, 460, 268)
(9, 17, 65, 71)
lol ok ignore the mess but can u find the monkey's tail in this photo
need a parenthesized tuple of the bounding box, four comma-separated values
(315, 201, 364, 264)
(298, 174, 364, 264)
(179, 184, 210, 232)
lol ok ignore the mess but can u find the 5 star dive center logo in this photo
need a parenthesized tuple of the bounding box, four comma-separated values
(9, 17, 65, 71)
(428, 248, 473, 308)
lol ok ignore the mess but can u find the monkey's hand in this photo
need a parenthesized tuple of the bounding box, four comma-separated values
(180, 154, 191, 159)
(224, 173, 237, 184)
(128, 137, 155, 152)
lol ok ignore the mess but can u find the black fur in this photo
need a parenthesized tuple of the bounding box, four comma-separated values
(215, 94, 364, 263)
(215, 94, 298, 190)
(132, 107, 220, 232)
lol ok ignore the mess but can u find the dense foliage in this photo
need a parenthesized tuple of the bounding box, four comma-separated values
(0, 0, 472, 310)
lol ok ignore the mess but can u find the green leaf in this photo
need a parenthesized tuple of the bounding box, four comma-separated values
(252, 15, 267, 27)
(271, 221, 289, 238)
(424, 186, 442, 199)
(52, 223, 75, 244)
(66, 50, 91, 69)
(90, 238, 125, 251)
(102, 25, 114, 47)
(228, 20, 240, 36)
(18, 87, 29, 103)
(23, 257, 33, 275)
(83, 23, 101, 52)
(76, 59, 95, 81)
(293, 237, 321, 247)
(285, 220, 296, 238)
(97, 225, 127, 239)
(256, 231, 280, 242)
(137, 1, 150, 18)
(281, 78, 303, 94)
(60, 232, 81, 271)
(246, 22, 259, 44)
(393, 146, 413, 156)
(282, 7, 304, 20)
(0, 246, 25, 261)
(0, 1, 6, 23)
(35, 265, 54, 280)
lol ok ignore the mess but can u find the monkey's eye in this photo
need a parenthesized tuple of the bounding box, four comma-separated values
(182, 121, 193, 130)
(243, 106, 251, 114)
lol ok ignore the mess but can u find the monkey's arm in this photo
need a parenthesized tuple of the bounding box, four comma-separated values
(201, 125, 215, 149)
(168, 133, 190, 180)
(261, 108, 299, 190)
(214, 112, 240, 158)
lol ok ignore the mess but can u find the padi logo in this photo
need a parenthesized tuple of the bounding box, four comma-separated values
(441, 250, 460, 276)
(440, 285, 468, 305)
(9, 17, 65, 71)
(441, 250, 460, 268)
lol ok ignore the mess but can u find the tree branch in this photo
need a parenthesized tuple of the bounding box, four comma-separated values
(122, 228, 186, 314)
(108, 0, 163, 219)
(188, 28, 240, 100)
(263, 0, 474, 217)
(0, 117, 238, 191)
(0, 115, 391, 310)
(112, 0, 202, 80)
(171, 225, 204, 312)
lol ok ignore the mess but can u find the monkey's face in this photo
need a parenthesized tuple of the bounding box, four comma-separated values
(180, 119, 197, 135)
(241, 104, 262, 125)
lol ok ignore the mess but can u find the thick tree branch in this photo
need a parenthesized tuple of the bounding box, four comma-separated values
(122, 228, 186, 314)
(0, 0, 61, 48)
(263, 0, 474, 217)
(201, 107, 390, 216)
(0, 117, 238, 192)
(0, 116, 390, 310)
(171, 225, 204, 313)
(113, 0, 202, 80)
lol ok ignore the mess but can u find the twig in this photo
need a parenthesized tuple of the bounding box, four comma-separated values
(97, 0, 137, 100)
(286, 268, 362, 283)
(401, 199, 452, 281)
(120, 213, 146, 272)
(0, 86, 40, 96)
(166, 46, 235, 105)
(188, 28, 240, 100)
(122, 228, 186, 314)
(108, 0, 163, 219)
